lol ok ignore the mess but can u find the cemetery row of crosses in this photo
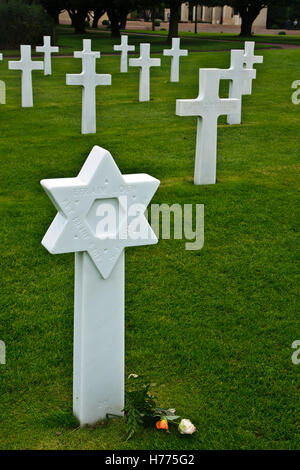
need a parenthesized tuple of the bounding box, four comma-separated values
(1, 34, 263, 426)
(3, 36, 263, 185)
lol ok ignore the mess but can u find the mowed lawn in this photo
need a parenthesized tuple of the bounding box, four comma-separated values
(4, 26, 273, 57)
(126, 27, 300, 45)
(0, 36, 299, 450)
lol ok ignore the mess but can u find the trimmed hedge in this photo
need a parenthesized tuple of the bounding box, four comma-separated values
(0, 0, 53, 49)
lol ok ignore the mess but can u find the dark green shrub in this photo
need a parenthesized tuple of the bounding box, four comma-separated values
(0, 0, 53, 49)
(278, 31, 286, 35)
(154, 19, 160, 27)
(102, 19, 110, 26)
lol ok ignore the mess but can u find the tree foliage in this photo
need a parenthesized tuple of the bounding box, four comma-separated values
(39, 0, 65, 24)
(0, 0, 53, 48)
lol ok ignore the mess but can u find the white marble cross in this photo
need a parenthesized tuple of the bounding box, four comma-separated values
(41, 145, 160, 426)
(8, 45, 43, 107)
(114, 35, 135, 73)
(0, 53, 4, 104)
(36, 36, 59, 75)
(129, 43, 160, 101)
(74, 39, 100, 59)
(243, 41, 263, 94)
(66, 53, 111, 134)
(163, 37, 188, 82)
(0, 53, 5, 105)
(220, 49, 256, 125)
(176, 68, 240, 185)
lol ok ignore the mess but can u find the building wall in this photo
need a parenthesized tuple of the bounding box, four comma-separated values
(221, 6, 267, 26)
(179, 3, 267, 27)
(181, 2, 189, 22)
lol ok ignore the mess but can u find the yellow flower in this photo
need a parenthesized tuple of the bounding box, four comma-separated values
(156, 418, 168, 430)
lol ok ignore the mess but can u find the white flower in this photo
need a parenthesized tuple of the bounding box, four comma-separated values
(128, 373, 139, 379)
(178, 419, 196, 435)
(167, 408, 176, 414)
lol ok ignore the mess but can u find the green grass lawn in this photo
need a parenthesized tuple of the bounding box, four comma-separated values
(2, 25, 275, 57)
(125, 26, 300, 45)
(0, 34, 299, 450)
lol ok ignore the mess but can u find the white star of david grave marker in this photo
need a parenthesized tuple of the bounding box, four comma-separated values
(163, 37, 188, 82)
(41, 145, 160, 425)
(220, 49, 256, 125)
(66, 53, 111, 134)
(129, 43, 160, 101)
(243, 41, 263, 94)
(8, 45, 43, 107)
(36, 36, 59, 75)
(74, 39, 100, 59)
(176, 68, 240, 185)
(114, 35, 135, 73)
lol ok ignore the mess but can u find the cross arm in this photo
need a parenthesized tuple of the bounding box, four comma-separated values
(150, 58, 161, 68)
(218, 98, 240, 116)
(8, 61, 21, 70)
(32, 61, 44, 71)
(129, 57, 143, 67)
(66, 73, 84, 86)
(176, 99, 203, 117)
(244, 41, 263, 64)
(96, 74, 112, 86)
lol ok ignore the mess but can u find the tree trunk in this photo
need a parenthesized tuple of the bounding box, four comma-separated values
(239, 6, 262, 37)
(168, 4, 180, 42)
(67, 8, 88, 34)
(110, 17, 121, 37)
(54, 11, 59, 25)
(151, 8, 155, 31)
(92, 8, 104, 29)
(74, 15, 86, 34)
(120, 12, 127, 29)
(43, 6, 61, 24)
(194, 5, 198, 34)
(67, 9, 74, 27)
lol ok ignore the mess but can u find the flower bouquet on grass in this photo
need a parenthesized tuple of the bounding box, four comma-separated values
(123, 374, 196, 440)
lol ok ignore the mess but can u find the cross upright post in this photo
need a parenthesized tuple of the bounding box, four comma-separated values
(8, 45, 44, 107)
(163, 37, 188, 82)
(0, 53, 4, 105)
(220, 49, 256, 125)
(41, 145, 160, 426)
(114, 35, 135, 73)
(66, 53, 111, 134)
(36, 36, 59, 75)
(176, 68, 240, 185)
(129, 43, 161, 102)
(74, 39, 100, 59)
(243, 41, 263, 94)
